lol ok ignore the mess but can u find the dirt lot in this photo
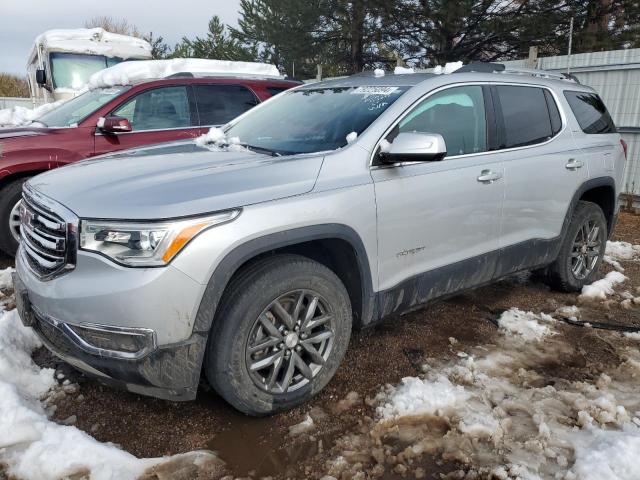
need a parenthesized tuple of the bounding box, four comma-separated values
(7, 213, 640, 479)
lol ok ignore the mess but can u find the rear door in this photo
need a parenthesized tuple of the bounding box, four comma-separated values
(371, 84, 505, 316)
(94, 85, 199, 155)
(493, 84, 587, 276)
(192, 84, 259, 136)
(563, 90, 623, 186)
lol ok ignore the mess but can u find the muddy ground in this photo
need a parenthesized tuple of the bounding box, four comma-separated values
(7, 213, 640, 479)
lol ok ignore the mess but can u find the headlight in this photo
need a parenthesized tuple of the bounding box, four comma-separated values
(79, 210, 240, 266)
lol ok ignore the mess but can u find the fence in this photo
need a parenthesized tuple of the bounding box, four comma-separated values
(0, 97, 35, 109)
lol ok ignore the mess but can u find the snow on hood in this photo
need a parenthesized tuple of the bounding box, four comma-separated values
(87, 58, 283, 89)
(28, 147, 323, 219)
(30, 28, 151, 63)
(0, 101, 64, 128)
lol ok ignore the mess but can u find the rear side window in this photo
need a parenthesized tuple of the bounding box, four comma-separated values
(564, 91, 616, 134)
(266, 86, 290, 96)
(194, 84, 259, 126)
(495, 86, 553, 148)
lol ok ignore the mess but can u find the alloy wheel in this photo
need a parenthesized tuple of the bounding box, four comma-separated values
(9, 200, 21, 243)
(245, 289, 335, 394)
(571, 218, 602, 280)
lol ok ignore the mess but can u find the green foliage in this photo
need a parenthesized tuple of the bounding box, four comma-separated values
(172, 16, 255, 61)
(144, 32, 172, 59)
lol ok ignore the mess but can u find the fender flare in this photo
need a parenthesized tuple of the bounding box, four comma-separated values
(191, 223, 375, 335)
(563, 176, 616, 236)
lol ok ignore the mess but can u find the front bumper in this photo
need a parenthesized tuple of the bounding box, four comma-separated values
(14, 248, 209, 401)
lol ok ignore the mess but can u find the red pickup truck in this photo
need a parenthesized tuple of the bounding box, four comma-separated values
(0, 75, 300, 256)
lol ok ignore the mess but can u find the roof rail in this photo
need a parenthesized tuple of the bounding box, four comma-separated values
(500, 67, 580, 83)
(454, 61, 579, 83)
(166, 72, 195, 78)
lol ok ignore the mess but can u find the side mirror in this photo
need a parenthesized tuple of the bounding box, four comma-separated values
(97, 116, 132, 134)
(379, 132, 447, 164)
(35, 69, 46, 86)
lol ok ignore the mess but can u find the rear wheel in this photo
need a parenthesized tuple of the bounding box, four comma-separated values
(0, 178, 27, 256)
(206, 254, 352, 415)
(539, 201, 607, 292)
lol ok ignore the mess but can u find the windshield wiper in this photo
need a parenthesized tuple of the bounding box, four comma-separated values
(240, 144, 282, 157)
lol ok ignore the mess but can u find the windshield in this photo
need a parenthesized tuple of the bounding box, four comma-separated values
(50, 52, 123, 90)
(224, 86, 408, 154)
(37, 87, 129, 128)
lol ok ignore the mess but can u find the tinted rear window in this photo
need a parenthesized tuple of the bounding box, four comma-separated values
(194, 84, 259, 126)
(496, 86, 553, 148)
(266, 86, 290, 96)
(564, 91, 616, 134)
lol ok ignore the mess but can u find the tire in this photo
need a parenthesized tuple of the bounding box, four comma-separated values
(0, 178, 28, 257)
(540, 200, 607, 292)
(206, 254, 352, 416)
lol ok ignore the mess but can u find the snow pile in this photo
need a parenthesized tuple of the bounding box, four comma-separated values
(604, 241, 640, 272)
(497, 308, 553, 340)
(0, 269, 223, 479)
(194, 127, 246, 152)
(377, 375, 469, 419)
(433, 61, 464, 75)
(580, 271, 627, 300)
(0, 267, 14, 289)
(345, 131, 358, 144)
(88, 58, 282, 89)
(324, 307, 640, 479)
(373, 68, 385, 77)
(394, 66, 414, 75)
(31, 28, 150, 66)
(0, 101, 64, 128)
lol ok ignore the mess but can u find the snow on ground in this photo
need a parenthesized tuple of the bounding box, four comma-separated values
(0, 269, 222, 480)
(325, 306, 640, 480)
(604, 241, 640, 272)
(580, 271, 627, 301)
(497, 308, 553, 340)
(87, 58, 282, 89)
(0, 101, 64, 128)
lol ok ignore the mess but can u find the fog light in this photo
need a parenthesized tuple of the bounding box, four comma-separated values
(66, 323, 156, 359)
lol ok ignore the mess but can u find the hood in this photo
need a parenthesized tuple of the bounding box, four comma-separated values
(0, 126, 48, 139)
(28, 146, 324, 219)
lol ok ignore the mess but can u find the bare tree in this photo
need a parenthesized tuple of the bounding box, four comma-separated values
(85, 16, 143, 38)
(0, 74, 29, 97)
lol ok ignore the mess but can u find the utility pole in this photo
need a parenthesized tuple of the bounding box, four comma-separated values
(567, 17, 574, 74)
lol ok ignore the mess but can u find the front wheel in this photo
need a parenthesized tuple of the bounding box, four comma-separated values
(540, 200, 607, 292)
(0, 178, 27, 257)
(206, 254, 352, 415)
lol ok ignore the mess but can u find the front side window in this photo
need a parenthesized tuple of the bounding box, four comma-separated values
(564, 91, 616, 134)
(36, 86, 130, 127)
(194, 84, 258, 126)
(496, 86, 553, 148)
(111, 86, 191, 131)
(224, 86, 408, 155)
(395, 85, 487, 156)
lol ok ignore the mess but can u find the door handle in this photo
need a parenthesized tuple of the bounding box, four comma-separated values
(565, 158, 584, 170)
(477, 170, 502, 184)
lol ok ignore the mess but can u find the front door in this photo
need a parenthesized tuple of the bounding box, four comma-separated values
(371, 85, 504, 317)
(94, 85, 199, 155)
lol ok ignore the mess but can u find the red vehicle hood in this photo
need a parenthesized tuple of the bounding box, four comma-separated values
(0, 126, 49, 139)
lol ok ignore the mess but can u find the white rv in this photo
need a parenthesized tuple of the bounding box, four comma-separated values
(27, 28, 152, 104)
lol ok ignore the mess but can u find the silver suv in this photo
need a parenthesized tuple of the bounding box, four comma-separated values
(14, 65, 626, 415)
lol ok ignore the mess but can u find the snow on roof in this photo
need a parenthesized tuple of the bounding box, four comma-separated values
(87, 58, 283, 89)
(28, 28, 152, 64)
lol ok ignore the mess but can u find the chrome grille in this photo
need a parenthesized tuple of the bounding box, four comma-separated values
(20, 184, 77, 280)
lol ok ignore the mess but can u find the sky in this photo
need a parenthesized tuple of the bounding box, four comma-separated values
(0, 0, 242, 75)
